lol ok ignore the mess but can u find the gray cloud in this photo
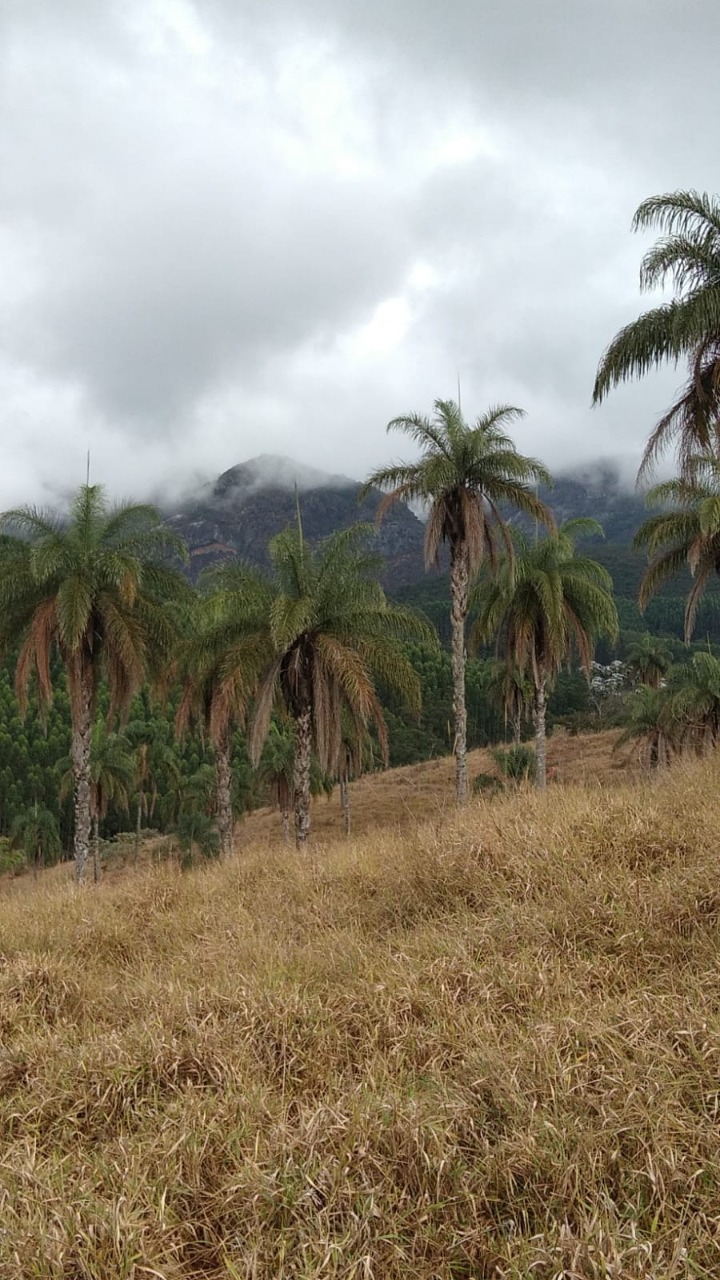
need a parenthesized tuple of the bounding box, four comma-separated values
(1, 0, 719, 507)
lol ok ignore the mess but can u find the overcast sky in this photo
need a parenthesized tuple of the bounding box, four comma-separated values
(2, 0, 719, 507)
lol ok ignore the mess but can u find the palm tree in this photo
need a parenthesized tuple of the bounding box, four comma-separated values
(126, 718, 180, 858)
(362, 399, 553, 804)
(174, 764, 216, 820)
(244, 520, 433, 846)
(0, 484, 188, 883)
(61, 725, 134, 882)
(593, 191, 720, 479)
(175, 812, 221, 870)
(472, 521, 619, 788)
(11, 804, 62, 877)
(671, 652, 720, 754)
(336, 711, 376, 837)
(176, 575, 270, 858)
(615, 685, 677, 769)
(256, 720, 295, 842)
(487, 659, 533, 744)
(634, 454, 720, 640)
(625, 634, 672, 690)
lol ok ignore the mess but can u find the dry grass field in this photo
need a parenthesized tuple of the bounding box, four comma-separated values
(237, 729, 641, 848)
(1, 735, 719, 1277)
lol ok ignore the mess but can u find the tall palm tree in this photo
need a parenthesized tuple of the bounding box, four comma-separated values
(472, 521, 619, 788)
(176, 574, 270, 858)
(0, 485, 188, 883)
(625, 634, 672, 690)
(634, 454, 720, 640)
(363, 399, 553, 804)
(245, 521, 433, 846)
(593, 191, 720, 479)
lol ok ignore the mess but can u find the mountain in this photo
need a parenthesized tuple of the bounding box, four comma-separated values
(164, 455, 650, 588)
(536, 462, 647, 544)
(164, 455, 430, 587)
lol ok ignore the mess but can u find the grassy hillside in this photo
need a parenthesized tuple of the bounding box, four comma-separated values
(1, 742, 719, 1277)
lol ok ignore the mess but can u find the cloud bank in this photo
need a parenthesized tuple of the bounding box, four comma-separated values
(1, 0, 718, 506)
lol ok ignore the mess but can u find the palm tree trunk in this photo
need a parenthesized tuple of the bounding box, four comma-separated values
(339, 772, 350, 836)
(92, 812, 101, 884)
(293, 706, 312, 848)
(135, 795, 143, 863)
(215, 732, 234, 859)
(449, 543, 470, 806)
(512, 709, 522, 745)
(534, 673, 548, 790)
(70, 659, 93, 885)
(281, 808, 291, 844)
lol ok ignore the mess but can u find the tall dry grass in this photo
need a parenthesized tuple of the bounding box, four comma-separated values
(1, 755, 719, 1277)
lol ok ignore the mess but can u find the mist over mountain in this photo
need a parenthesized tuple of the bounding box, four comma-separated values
(537, 461, 648, 544)
(163, 453, 649, 588)
(164, 455, 429, 587)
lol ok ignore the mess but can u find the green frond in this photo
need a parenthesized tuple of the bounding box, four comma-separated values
(639, 232, 720, 294)
(593, 302, 689, 403)
(0, 505, 66, 542)
(632, 190, 720, 241)
(385, 412, 452, 457)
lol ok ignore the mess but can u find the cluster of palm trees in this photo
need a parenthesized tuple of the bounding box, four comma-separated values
(3, 186, 720, 884)
(367, 406, 620, 795)
(0, 489, 433, 881)
(0, 403, 622, 883)
(619, 647, 720, 767)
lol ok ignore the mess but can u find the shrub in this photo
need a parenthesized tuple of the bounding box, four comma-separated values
(0, 837, 27, 876)
(471, 772, 505, 796)
(175, 813, 221, 870)
(492, 743, 537, 782)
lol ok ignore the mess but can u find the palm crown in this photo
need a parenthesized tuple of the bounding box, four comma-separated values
(593, 191, 720, 478)
(634, 453, 720, 640)
(0, 484, 188, 721)
(249, 521, 432, 774)
(473, 521, 618, 679)
(363, 399, 553, 572)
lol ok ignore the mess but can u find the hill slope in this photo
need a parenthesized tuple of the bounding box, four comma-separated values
(2, 752, 719, 1276)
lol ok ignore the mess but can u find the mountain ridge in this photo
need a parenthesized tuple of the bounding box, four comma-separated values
(164, 454, 431, 587)
(163, 453, 649, 587)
